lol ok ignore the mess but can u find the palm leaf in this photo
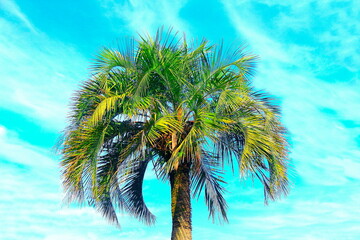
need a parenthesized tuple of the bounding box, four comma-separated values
(191, 150, 228, 222)
(120, 156, 156, 225)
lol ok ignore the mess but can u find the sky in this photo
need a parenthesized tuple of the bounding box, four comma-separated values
(0, 0, 359, 239)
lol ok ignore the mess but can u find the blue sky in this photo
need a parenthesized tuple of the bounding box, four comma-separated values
(0, 0, 359, 239)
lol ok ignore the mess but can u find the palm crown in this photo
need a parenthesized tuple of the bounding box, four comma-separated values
(60, 29, 289, 239)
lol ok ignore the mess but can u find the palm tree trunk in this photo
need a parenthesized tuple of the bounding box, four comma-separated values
(170, 161, 192, 240)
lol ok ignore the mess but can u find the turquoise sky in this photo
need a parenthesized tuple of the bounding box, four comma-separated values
(0, 0, 359, 239)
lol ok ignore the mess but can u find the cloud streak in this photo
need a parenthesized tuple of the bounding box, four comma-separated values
(0, 0, 37, 32)
(101, 0, 190, 35)
(0, 8, 89, 130)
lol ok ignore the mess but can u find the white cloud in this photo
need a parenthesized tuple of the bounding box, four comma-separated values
(0, 7, 89, 130)
(221, 183, 360, 239)
(100, 0, 190, 35)
(223, 0, 360, 72)
(220, 2, 291, 64)
(0, 0, 37, 32)
(0, 125, 55, 169)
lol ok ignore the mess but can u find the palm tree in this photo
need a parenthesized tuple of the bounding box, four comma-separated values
(60, 29, 289, 240)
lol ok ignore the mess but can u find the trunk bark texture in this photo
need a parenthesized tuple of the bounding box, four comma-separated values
(170, 161, 192, 240)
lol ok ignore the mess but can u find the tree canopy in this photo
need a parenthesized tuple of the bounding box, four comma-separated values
(59, 29, 289, 234)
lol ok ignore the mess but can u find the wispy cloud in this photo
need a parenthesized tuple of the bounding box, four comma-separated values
(0, 0, 37, 32)
(222, 0, 360, 72)
(100, 0, 190, 35)
(229, 189, 360, 238)
(0, 9, 88, 130)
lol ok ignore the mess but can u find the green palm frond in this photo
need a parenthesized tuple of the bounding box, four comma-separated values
(191, 150, 228, 223)
(89, 94, 126, 126)
(121, 156, 156, 225)
(61, 122, 108, 203)
(94, 133, 130, 226)
(93, 47, 135, 73)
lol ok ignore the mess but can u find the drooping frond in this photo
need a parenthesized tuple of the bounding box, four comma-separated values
(95, 154, 124, 226)
(121, 156, 156, 225)
(191, 150, 228, 223)
(214, 94, 289, 201)
(61, 122, 108, 203)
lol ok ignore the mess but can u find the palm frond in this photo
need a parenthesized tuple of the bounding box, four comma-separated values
(60, 122, 108, 203)
(93, 47, 135, 73)
(89, 94, 126, 126)
(191, 150, 228, 222)
(121, 156, 156, 225)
